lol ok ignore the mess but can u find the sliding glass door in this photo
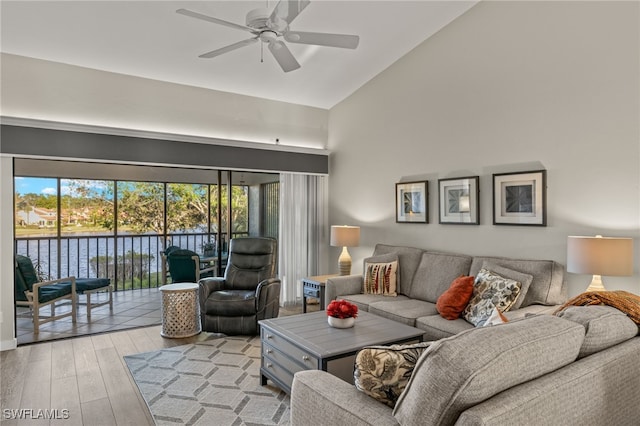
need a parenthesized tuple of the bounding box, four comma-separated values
(14, 166, 278, 290)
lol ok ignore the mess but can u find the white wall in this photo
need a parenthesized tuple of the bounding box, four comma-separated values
(328, 1, 640, 297)
(1, 53, 328, 149)
(0, 157, 16, 349)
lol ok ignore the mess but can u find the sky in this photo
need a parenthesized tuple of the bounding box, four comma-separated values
(14, 177, 109, 196)
(14, 177, 58, 195)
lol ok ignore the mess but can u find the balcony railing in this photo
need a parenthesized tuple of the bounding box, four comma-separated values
(14, 231, 248, 291)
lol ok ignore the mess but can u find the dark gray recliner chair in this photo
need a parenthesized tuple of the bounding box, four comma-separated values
(199, 237, 280, 335)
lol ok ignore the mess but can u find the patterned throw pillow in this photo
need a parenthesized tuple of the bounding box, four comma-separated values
(480, 261, 533, 310)
(354, 341, 432, 407)
(463, 268, 521, 327)
(364, 259, 398, 296)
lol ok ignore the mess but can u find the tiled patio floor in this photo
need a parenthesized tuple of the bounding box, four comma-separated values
(15, 289, 315, 345)
(16, 288, 162, 345)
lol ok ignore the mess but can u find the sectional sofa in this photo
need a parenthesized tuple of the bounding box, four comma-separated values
(324, 243, 568, 340)
(291, 306, 640, 425)
(291, 243, 640, 425)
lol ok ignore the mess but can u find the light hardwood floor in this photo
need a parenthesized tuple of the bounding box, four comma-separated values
(1, 304, 311, 425)
(1, 325, 218, 426)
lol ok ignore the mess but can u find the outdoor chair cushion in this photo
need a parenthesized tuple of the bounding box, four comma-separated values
(74, 278, 111, 293)
(15, 254, 40, 293)
(168, 249, 204, 282)
(35, 283, 74, 303)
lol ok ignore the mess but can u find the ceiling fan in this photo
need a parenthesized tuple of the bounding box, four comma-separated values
(176, 0, 360, 72)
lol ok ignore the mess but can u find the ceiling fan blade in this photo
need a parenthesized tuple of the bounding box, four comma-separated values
(176, 8, 254, 33)
(284, 31, 360, 49)
(268, 0, 310, 27)
(199, 38, 258, 59)
(268, 41, 301, 72)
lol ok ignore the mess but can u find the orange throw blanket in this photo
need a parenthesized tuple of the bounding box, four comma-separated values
(554, 290, 640, 325)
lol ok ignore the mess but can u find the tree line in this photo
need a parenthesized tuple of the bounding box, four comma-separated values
(15, 180, 249, 235)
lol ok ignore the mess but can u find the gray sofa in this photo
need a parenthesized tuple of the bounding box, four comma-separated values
(290, 306, 640, 425)
(325, 244, 568, 340)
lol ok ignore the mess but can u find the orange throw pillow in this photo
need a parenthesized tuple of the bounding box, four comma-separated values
(436, 276, 475, 320)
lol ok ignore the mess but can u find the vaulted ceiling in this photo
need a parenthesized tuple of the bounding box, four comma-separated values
(1, 1, 477, 109)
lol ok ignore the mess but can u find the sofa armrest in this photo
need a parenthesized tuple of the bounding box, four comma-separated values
(291, 370, 398, 426)
(325, 275, 364, 308)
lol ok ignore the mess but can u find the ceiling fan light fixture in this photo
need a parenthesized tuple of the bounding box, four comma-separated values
(259, 31, 278, 43)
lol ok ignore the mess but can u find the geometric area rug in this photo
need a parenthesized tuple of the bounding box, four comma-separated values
(124, 335, 290, 425)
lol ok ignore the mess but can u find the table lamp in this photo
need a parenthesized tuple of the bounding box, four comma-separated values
(330, 225, 360, 276)
(567, 235, 633, 292)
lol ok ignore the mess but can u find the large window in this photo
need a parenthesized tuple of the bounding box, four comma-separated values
(14, 170, 277, 290)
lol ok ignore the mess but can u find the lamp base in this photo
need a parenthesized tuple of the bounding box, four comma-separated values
(338, 246, 352, 276)
(585, 274, 606, 292)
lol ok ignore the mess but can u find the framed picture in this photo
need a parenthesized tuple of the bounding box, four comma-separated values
(493, 170, 547, 226)
(438, 176, 479, 225)
(396, 181, 428, 223)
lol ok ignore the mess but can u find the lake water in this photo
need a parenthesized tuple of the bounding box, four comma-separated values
(15, 233, 218, 283)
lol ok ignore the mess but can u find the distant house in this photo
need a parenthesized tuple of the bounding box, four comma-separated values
(16, 207, 57, 227)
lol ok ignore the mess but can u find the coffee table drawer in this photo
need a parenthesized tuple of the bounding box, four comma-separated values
(263, 341, 313, 375)
(262, 329, 319, 369)
(262, 353, 295, 392)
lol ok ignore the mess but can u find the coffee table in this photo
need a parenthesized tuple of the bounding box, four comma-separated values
(259, 310, 424, 394)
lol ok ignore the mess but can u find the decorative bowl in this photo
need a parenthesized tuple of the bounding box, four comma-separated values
(328, 316, 355, 329)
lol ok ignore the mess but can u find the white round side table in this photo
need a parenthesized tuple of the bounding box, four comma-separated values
(159, 283, 201, 338)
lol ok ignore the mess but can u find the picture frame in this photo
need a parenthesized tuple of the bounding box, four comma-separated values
(396, 181, 428, 223)
(438, 176, 479, 225)
(493, 170, 547, 226)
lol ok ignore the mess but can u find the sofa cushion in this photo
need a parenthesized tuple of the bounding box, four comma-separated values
(363, 254, 398, 296)
(354, 341, 433, 408)
(372, 244, 424, 296)
(481, 261, 532, 310)
(393, 315, 585, 426)
(409, 252, 473, 303)
(463, 268, 521, 327)
(556, 305, 639, 358)
(470, 256, 566, 306)
(436, 275, 475, 320)
(415, 315, 474, 340)
(343, 294, 411, 312)
(369, 299, 438, 327)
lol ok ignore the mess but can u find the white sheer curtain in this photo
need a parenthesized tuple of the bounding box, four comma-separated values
(278, 173, 328, 307)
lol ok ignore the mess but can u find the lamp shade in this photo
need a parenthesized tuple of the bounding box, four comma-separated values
(330, 225, 360, 247)
(567, 236, 633, 276)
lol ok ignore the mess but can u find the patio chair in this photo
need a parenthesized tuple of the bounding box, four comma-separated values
(199, 237, 280, 335)
(160, 245, 181, 285)
(14, 254, 77, 334)
(167, 249, 216, 283)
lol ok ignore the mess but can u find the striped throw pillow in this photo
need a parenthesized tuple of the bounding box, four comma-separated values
(364, 260, 398, 296)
